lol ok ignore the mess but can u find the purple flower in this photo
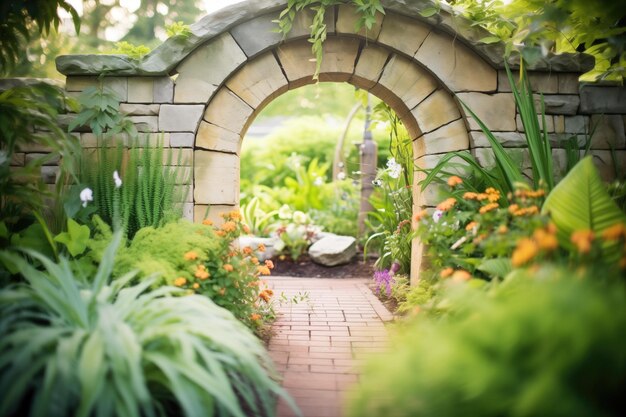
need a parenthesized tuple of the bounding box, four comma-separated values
(390, 261, 401, 275)
(373, 269, 395, 297)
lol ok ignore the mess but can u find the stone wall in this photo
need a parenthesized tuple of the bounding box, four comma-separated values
(12, 0, 625, 282)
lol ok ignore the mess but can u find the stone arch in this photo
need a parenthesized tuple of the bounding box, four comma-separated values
(57, 0, 597, 281)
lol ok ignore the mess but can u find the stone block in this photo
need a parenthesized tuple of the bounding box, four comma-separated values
(411, 89, 461, 133)
(516, 114, 554, 133)
(170, 132, 195, 148)
(182, 203, 194, 221)
(554, 115, 565, 133)
(536, 94, 579, 115)
(80, 133, 98, 148)
(351, 44, 390, 89)
(65, 76, 97, 92)
(378, 54, 438, 110)
(226, 53, 288, 108)
(336, 4, 383, 40)
(558, 73, 580, 94)
(469, 131, 526, 148)
(415, 119, 469, 155)
(378, 12, 430, 56)
(416, 31, 496, 93)
(196, 121, 240, 153)
(457, 92, 516, 131)
(498, 70, 558, 94)
(41, 166, 59, 184)
(134, 133, 170, 147)
(203, 88, 253, 134)
(159, 104, 204, 132)
(163, 149, 193, 165)
(153, 77, 174, 103)
(10, 153, 25, 166)
(193, 204, 237, 225)
(589, 115, 626, 149)
(26, 153, 60, 166)
(129, 116, 158, 132)
(174, 33, 247, 103)
(580, 85, 626, 114)
(174, 185, 193, 203)
(103, 77, 128, 102)
(120, 103, 160, 116)
(588, 150, 626, 181)
(127, 78, 154, 103)
(564, 115, 589, 134)
(194, 151, 239, 205)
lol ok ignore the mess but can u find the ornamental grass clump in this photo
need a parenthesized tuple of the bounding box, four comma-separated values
(0, 234, 295, 417)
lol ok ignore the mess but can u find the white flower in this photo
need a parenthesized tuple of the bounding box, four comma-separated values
(337, 172, 346, 180)
(292, 210, 308, 224)
(313, 176, 324, 186)
(80, 188, 93, 208)
(386, 157, 402, 179)
(113, 170, 122, 188)
(432, 209, 444, 223)
(278, 204, 292, 220)
(372, 179, 383, 187)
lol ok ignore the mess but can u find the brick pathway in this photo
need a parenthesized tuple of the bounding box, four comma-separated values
(266, 277, 393, 417)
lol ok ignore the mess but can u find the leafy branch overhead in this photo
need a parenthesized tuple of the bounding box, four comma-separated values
(275, 0, 385, 80)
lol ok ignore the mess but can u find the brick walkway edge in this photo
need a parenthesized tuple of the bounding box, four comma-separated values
(266, 277, 393, 417)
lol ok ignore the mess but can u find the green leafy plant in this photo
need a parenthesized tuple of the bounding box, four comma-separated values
(112, 41, 151, 60)
(349, 267, 626, 417)
(165, 21, 192, 39)
(0, 234, 295, 417)
(241, 197, 278, 236)
(53, 218, 90, 257)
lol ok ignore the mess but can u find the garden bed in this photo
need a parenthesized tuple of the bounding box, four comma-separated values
(270, 253, 376, 278)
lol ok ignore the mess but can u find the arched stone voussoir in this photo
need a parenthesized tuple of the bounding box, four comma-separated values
(377, 11, 431, 57)
(415, 30, 497, 93)
(194, 150, 239, 205)
(202, 88, 253, 136)
(226, 53, 289, 109)
(414, 119, 469, 155)
(350, 44, 390, 89)
(173, 33, 247, 104)
(378, 54, 438, 111)
(411, 89, 462, 134)
(336, 4, 384, 40)
(276, 38, 361, 87)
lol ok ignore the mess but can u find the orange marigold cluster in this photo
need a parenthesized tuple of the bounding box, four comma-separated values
(437, 197, 457, 211)
(484, 187, 501, 202)
(602, 223, 626, 241)
(184, 251, 198, 261)
(447, 176, 463, 187)
(571, 230, 594, 254)
(257, 265, 271, 276)
(221, 221, 237, 233)
(479, 203, 499, 214)
(257, 243, 266, 252)
(414, 209, 428, 222)
(250, 313, 262, 321)
(265, 259, 274, 269)
(242, 246, 253, 255)
(195, 264, 210, 280)
(259, 289, 274, 302)
(223, 264, 234, 272)
(174, 277, 187, 287)
(511, 238, 539, 267)
(508, 204, 539, 217)
(465, 221, 479, 232)
(202, 219, 213, 226)
(515, 189, 546, 199)
(440, 267, 454, 278)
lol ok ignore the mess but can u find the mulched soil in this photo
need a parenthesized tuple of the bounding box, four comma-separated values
(270, 253, 376, 278)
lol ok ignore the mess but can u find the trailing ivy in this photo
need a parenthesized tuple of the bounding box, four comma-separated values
(275, 0, 385, 79)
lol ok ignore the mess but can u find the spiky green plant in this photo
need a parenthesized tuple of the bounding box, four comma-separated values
(0, 234, 297, 417)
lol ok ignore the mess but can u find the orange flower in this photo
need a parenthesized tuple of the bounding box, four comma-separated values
(218, 287, 226, 296)
(243, 246, 253, 255)
(479, 203, 499, 214)
(174, 277, 187, 287)
(223, 264, 234, 272)
(229, 210, 242, 221)
(511, 238, 539, 267)
(497, 224, 508, 234)
(257, 265, 271, 276)
(437, 197, 457, 211)
(414, 209, 428, 222)
(195, 265, 210, 280)
(216, 230, 226, 237)
(184, 251, 198, 261)
(440, 267, 454, 279)
(602, 223, 626, 241)
(250, 313, 261, 321)
(242, 224, 250, 234)
(546, 222, 557, 235)
(463, 192, 479, 200)
(451, 270, 472, 282)
(250, 257, 259, 265)
(265, 259, 274, 269)
(508, 204, 519, 214)
(257, 243, 266, 252)
(192, 283, 200, 289)
(465, 221, 479, 232)
(202, 219, 213, 226)
(259, 289, 274, 302)
(571, 230, 594, 254)
(221, 221, 237, 233)
(447, 176, 463, 187)
(533, 228, 559, 251)
(476, 193, 489, 201)
(247, 280, 260, 287)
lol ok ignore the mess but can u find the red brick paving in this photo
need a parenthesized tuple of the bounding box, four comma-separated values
(266, 277, 393, 417)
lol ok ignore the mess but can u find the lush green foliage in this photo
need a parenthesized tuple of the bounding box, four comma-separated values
(112, 41, 151, 60)
(114, 215, 276, 328)
(350, 268, 626, 417)
(0, 235, 291, 417)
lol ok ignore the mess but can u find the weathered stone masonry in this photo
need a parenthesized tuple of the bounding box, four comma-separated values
(25, 0, 625, 282)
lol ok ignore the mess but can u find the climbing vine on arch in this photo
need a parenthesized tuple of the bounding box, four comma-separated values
(275, 0, 385, 79)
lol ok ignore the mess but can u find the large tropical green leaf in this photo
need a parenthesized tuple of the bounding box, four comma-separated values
(542, 156, 626, 257)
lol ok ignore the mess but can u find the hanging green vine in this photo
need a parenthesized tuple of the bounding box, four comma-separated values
(275, 0, 385, 80)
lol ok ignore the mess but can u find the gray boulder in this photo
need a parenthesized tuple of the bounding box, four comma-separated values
(308, 235, 356, 267)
